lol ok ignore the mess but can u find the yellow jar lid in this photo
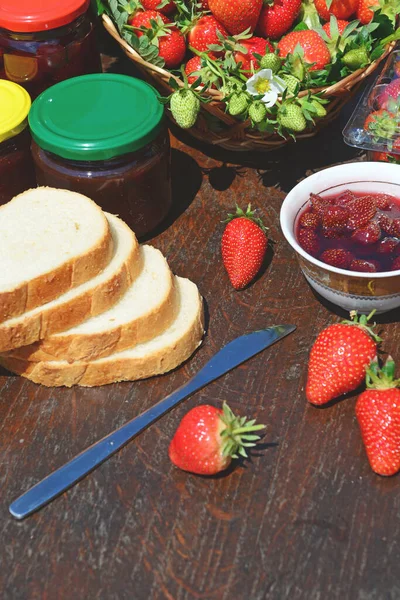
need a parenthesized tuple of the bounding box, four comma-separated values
(0, 80, 31, 143)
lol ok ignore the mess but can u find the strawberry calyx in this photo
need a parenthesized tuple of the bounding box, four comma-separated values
(223, 204, 268, 234)
(218, 402, 265, 459)
(366, 357, 400, 390)
(341, 309, 382, 343)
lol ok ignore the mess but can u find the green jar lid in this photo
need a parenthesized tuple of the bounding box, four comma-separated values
(29, 74, 164, 161)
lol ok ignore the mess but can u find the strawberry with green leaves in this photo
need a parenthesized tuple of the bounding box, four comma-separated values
(234, 37, 274, 74)
(187, 15, 229, 55)
(221, 204, 268, 290)
(314, 0, 358, 21)
(170, 88, 200, 128)
(306, 311, 381, 405)
(356, 358, 400, 476)
(277, 30, 331, 71)
(208, 0, 263, 35)
(256, 0, 302, 40)
(141, 0, 176, 15)
(169, 402, 264, 475)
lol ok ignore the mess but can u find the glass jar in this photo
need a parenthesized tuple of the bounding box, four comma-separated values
(29, 74, 172, 239)
(0, 0, 101, 99)
(0, 80, 36, 204)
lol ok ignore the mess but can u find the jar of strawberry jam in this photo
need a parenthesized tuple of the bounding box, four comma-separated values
(29, 74, 172, 238)
(0, 0, 101, 99)
(0, 80, 36, 204)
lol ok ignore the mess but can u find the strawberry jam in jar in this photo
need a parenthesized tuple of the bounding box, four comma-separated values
(0, 0, 100, 99)
(296, 190, 400, 273)
(29, 74, 171, 239)
(0, 80, 36, 204)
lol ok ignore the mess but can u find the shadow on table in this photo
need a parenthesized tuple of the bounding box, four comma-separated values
(140, 148, 203, 242)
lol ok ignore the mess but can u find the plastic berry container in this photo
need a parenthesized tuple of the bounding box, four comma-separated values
(0, 0, 101, 99)
(0, 80, 36, 205)
(343, 50, 400, 165)
(29, 74, 172, 239)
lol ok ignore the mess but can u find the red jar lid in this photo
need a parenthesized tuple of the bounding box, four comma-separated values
(0, 0, 90, 33)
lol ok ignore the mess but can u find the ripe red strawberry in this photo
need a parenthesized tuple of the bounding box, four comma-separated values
(364, 109, 397, 140)
(392, 256, 400, 270)
(322, 19, 349, 37)
(299, 211, 320, 230)
(377, 237, 400, 255)
(221, 205, 268, 290)
(169, 402, 264, 475)
(376, 213, 394, 235)
(188, 15, 228, 55)
(320, 248, 353, 268)
(256, 0, 302, 41)
(322, 205, 349, 229)
(350, 259, 379, 272)
(356, 358, 400, 476)
(158, 27, 186, 68)
(128, 9, 170, 32)
(371, 139, 400, 164)
(306, 311, 380, 405)
(277, 31, 331, 71)
(391, 218, 400, 237)
(234, 37, 274, 72)
(347, 196, 377, 229)
(375, 193, 394, 211)
(298, 228, 320, 256)
(357, 0, 379, 24)
(141, 0, 176, 15)
(208, 0, 263, 35)
(185, 55, 218, 85)
(335, 189, 356, 206)
(377, 79, 400, 110)
(310, 192, 331, 215)
(352, 222, 381, 245)
(314, 0, 358, 21)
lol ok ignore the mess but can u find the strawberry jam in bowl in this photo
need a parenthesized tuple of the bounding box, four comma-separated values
(280, 163, 400, 314)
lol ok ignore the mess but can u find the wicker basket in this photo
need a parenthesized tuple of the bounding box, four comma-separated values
(102, 14, 396, 152)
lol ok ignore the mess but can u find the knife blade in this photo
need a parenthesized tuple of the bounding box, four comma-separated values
(9, 324, 296, 520)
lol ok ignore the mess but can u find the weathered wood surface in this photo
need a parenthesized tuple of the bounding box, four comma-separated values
(1, 35, 400, 600)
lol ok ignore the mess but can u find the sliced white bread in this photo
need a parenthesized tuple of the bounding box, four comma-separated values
(0, 213, 141, 353)
(9, 245, 177, 363)
(0, 277, 205, 387)
(0, 187, 114, 323)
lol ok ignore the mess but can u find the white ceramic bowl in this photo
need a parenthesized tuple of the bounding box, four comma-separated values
(280, 162, 400, 314)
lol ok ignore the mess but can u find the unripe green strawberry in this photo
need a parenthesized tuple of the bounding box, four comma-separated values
(311, 99, 327, 117)
(249, 100, 267, 123)
(342, 47, 369, 70)
(281, 74, 300, 94)
(170, 89, 200, 129)
(260, 53, 282, 74)
(228, 92, 249, 116)
(277, 102, 307, 132)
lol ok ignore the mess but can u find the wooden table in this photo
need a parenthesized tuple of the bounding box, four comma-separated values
(1, 41, 400, 600)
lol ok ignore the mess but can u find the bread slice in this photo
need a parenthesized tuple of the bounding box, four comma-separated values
(10, 245, 177, 363)
(0, 277, 205, 387)
(0, 187, 114, 323)
(0, 213, 140, 353)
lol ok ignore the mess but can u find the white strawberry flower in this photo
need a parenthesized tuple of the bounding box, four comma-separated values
(246, 69, 287, 107)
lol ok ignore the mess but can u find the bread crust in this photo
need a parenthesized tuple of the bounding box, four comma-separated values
(0, 188, 114, 323)
(0, 219, 141, 353)
(0, 290, 205, 387)
(12, 264, 177, 363)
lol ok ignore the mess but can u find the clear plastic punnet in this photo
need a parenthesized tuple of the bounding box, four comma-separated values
(343, 49, 400, 164)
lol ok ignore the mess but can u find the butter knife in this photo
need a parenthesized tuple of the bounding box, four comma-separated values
(9, 324, 296, 520)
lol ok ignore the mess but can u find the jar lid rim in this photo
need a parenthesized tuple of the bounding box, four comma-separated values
(0, 0, 89, 32)
(29, 74, 165, 161)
